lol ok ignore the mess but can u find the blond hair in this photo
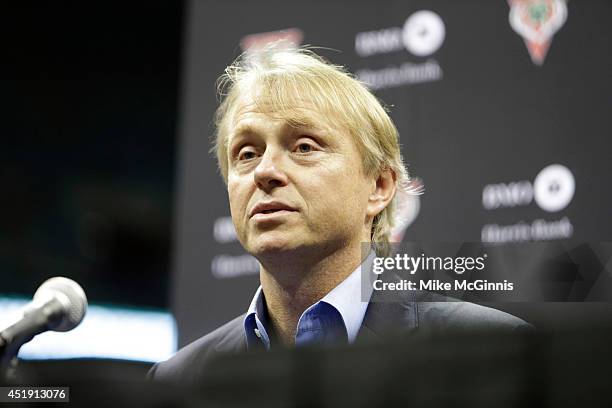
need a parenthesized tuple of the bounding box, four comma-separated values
(212, 44, 412, 256)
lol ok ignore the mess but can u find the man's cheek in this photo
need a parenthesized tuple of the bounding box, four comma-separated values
(229, 208, 249, 248)
(227, 195, 245, 233)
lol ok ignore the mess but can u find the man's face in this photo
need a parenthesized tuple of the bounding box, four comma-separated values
(226, 94, 374, 259)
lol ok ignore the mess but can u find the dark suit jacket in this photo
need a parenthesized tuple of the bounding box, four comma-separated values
(149, 287, 531, 385)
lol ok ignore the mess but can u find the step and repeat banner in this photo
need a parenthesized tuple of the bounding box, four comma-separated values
(172, 0, 612, 346)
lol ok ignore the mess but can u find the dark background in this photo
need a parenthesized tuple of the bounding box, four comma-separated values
(0, 2, 183, 308)
(172, 0, 612, 346)
(1, 1, 610, 350)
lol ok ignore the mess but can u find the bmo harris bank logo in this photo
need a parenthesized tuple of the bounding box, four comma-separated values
(355, 11, 445, 57)
(481, 164, 575, 243)
(355, 10, 445, 90)
(483, 164, 575, 212)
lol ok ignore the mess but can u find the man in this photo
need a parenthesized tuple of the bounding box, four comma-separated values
(149, 45, 530, 384)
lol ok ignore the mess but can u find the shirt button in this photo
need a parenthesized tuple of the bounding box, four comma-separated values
(254, 328, 262, 338)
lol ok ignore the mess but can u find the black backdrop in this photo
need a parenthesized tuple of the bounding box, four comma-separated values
(172, 0, 612, 346)
(0, 3, 182, 309)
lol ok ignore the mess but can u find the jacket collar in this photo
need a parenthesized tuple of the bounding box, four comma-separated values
(214, 314, 248, 353)
(357, 273, 419, 342)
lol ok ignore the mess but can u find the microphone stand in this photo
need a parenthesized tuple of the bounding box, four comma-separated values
(0, 313, 48, 385)
(0, 335, 19, 385)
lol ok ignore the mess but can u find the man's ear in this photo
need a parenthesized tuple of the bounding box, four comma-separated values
(367, 168, 397, 218)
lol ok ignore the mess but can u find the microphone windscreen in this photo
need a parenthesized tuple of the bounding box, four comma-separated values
(33, 277, 88, 332)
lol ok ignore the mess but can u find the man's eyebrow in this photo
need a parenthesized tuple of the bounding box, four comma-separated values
(228, 117, 331, 149)
(289, 112, 335, 135)
(228, 124, 258, 147)
(232, 123, 257, 137)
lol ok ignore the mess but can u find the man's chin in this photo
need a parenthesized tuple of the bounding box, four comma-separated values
(246, 233, 308, 258)
(249, 240, 299, 256)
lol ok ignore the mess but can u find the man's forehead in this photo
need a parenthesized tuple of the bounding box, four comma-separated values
(229, 92, 337, 137)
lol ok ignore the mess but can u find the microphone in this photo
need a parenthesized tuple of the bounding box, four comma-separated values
(0, 277, 88, 365)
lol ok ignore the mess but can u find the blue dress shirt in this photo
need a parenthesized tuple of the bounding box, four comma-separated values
(243, 252, 375, 349)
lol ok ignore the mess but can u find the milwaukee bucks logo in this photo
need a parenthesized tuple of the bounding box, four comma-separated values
(508, 0, 568, 65)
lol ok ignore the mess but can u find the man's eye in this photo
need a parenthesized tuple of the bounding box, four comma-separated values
(238, 150, 257, 161)
(296, 143, 314, 154)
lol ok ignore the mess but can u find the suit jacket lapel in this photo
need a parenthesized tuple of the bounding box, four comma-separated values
(214, 313, 248, 353)
(357, 273, 419, 342)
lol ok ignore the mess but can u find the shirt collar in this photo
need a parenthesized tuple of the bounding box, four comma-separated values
(318, 250, 375, 342)
(244, 250, 376, 347)
(244, 286, 271, 349)
(246, 285, 265, 321)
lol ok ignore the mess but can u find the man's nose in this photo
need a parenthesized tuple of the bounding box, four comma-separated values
(253, 148, 288, 191)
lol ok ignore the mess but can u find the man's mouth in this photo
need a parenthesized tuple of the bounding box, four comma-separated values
(249, 201, 297, 218)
